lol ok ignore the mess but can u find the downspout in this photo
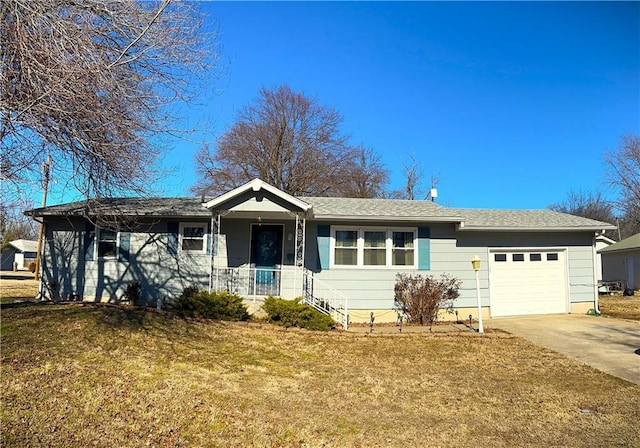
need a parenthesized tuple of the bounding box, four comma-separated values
(592, 232, 600, 314)
(208, 214, 214, 293)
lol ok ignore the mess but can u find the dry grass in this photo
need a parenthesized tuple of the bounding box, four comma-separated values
(2, 302, 639, 448)
(599, 292, 640, 321)
(0, 272, 39, 304)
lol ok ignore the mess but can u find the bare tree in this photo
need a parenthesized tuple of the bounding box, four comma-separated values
(192, 84, 387, 198)
(1, 201, 37, 251)
(605, 134, 640, 237)
(337, 146, 389, 198)
(548, 190, 616, 224)
(1, 0, 220, 202)
(387, 153, 427, 200)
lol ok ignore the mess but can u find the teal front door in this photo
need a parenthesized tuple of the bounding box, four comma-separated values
(250, 225, 283, 294)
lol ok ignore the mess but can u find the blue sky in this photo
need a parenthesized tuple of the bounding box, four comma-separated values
(50, 1, 640, 209)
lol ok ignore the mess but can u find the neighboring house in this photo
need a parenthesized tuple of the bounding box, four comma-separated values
(595, 234, 616, 282)
(26, 179, 616, 324)
(599, 233, 640, 291)
(0, 239, 38, 271)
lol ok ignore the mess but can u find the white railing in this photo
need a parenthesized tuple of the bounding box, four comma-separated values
(302, 269, 349, 329)
(210, 265, 349, 329)
(210, 265, 303, 301)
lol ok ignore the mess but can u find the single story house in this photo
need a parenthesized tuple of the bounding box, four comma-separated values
(27, 179, 616, 325)
(0, 239, 38, 271)
(599, 233, 640, 292)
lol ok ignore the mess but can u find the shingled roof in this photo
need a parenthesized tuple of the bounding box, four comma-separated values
(449, 208, 615, 231)
(26, 196, 615, 232)
(300, 196, 460, 221)
(26, 197, 211, 218)
(599, 233, 640, 253)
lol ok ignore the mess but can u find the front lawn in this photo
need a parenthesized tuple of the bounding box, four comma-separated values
(2, 303, 638, 447)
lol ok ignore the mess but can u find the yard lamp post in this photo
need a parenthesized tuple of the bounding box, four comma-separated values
(471, 255, 484, 333)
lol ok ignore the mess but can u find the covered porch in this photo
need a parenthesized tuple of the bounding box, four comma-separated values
(203, 179, 348, 326)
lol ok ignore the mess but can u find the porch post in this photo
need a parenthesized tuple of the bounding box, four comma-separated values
(294, 214, 306, 296)
(209, 212, 220, 292)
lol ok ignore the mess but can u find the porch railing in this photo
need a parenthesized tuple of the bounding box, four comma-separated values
(302, 269, 349, 329)
(210, 265, 349, 329)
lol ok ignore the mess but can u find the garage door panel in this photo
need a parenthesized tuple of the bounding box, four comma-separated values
(490, 249, 567, 317)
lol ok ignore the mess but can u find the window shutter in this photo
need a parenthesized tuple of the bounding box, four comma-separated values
(317, 225, 330, 270)
(417, 227, 430, 270)
(167, 222, 179, 255)
(119, 232, 131, 262)
(84, 221, 95, 261)
(205, 233, 211, 255)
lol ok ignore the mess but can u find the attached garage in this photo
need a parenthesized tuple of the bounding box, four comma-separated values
(489, 248, 568, 317)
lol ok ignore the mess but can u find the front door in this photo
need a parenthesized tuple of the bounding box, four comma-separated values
(250, 225, 283, 294)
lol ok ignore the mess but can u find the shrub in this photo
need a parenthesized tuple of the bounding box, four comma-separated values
(122, 281, 141, 305)
(394, 273, 461, 325)
(262, 296, 334, 331)
(171, 288, 249, 321)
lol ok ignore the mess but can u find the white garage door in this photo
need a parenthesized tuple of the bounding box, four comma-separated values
(490, 249, 568, 317)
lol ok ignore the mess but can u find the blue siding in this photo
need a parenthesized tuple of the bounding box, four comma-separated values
(417, 226, 430, 270)
(317, 225, 330, 270)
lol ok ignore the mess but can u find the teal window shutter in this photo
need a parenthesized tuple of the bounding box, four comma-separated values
(417, 227, 430, 270)
(167, 222, 179, 255)
(84, 221, 95, 261)
(205, 233, 211, 256)
(317, 225, 330, 270)
(118, 232, 131, 262)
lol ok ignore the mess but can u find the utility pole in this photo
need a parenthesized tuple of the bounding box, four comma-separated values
(34, 155, 51, 281)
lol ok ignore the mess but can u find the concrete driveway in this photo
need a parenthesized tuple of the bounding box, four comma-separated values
(489, 314, 640, 385)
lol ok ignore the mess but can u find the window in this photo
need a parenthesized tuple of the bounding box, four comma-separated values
(98, 229, 118, 258)
(335, 230, 358, 265)
(332, 227, 416, 268)
(392, 231, 414, 266)
(547, 253, 559, 261)
(494, 253, 507, 262)
(364, 231, 386, 266)
(530, 253, 542, 262)
(512, 253, 525, 262)
(180, 223, 206, 253)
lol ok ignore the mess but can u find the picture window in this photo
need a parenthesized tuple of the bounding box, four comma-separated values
(332, 227, 416, 268)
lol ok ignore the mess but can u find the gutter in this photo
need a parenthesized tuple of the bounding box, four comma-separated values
(313, 215, 464, 223)
(456, 226, 618, 233)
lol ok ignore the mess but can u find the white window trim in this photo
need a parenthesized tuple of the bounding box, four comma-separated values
(179, 222, 208, 254)
(96, 227, 120, 260)
(330, 226, 417, 269)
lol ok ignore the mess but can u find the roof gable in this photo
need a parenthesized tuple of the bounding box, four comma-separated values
(204, 179, 311, 214)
